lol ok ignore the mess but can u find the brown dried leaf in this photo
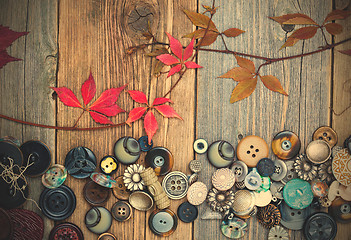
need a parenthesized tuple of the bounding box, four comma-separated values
(290, 26, 318, 40)
(338, 49, 351, 56)
(269, 13, 316, 25)
(282, 16, 318, 25)
(230, 77, 257, 103)
(196, 31, 219, 46)
(183, 9, 218, 32)
(260, 75, 288, 96)
(218, 67, 253, 82)
(324, 10, 351, 23)
(183, 29, 218, 39)
(324, 23, 343, 35)
(222, 28, 245, 37)
(153, 60, 165, 77)
(280, 37, 300, 50)
(146, 47, 169, 57)
(142, 31, 153, 40)
(235, 55, 255, 73)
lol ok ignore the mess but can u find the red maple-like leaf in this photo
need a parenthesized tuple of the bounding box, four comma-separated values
(51, 72, 126, 125)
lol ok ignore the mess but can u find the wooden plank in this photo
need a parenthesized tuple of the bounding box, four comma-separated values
(195, 0, 331, 239)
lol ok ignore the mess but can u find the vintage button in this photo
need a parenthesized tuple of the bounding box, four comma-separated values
(145, 147, 173, 176)
(207, 140, 235, 168)
(114, 136, 141, 165)
(49, 222, 83, 240)
(256, 176, 271, 193)
(20, 140, 51, 177)
(344, 135, 351, 154)
(85, 206, 112, 234)
(187, 182, 208, 205)
(244, 168, 262, 190)
(313, 126, 338, 148)
(294, 154, 318, 181)
(235, 180, 245, 189)
(270, 160, 287, 182)
(303, 212, 337, 240)
(0, 140, 23, 167)
(162, 171, 189, 200)
(329, 198, 351, 223)
(0, 176, 29, 209)
(39, 184, 76, 221)
(254, 190, 272, 207)
(64, 146, 97, 179)
(310, 180, 328, 197)
(279, 200, 312, 230)
(268, 226, 289, 240)
(112, 175, 130, 200)
(98, 233, 117, 240)
(272, 131, 301, 160)
(270, 182, 284, 201)
(91, 172, 117, 188)
(193, 138, 208, 154)
(257, 204, 281, 228)
(332, 148, 351, 186)
(100, 155, 118, 175)
(306, 140, 331, 164)
(149, 208, 177, 237)
(212, 168, 235, 191)
(236, 135, 269, 167)
(138, 136, 153, 152)
(129, 191, 153, 211)
(201, 206, 222, 220)
(0, 208, 13, 240)
(111, 201, 132, 222)
(230, 160, 248, 182)
(177, 201, 198, 223)
(83, 180, 110, 206)
(281, 160, 297, 184)
(318, 159, 335, 184)
(41, 164, 67, 189)
(189, 159, 202, 173)
(319, 196, 332, 208)
(220, 209, 248, 239)
(328, 181, 341, 201)
(283, 179, 313, 209)
(207, 188, 234, 213)
(232, 190, 256, 217)
(339, 185, 351, 201)
(188, 173, 198, 185)
(256, 158, 275, 177)
(123, 164, 145, 191)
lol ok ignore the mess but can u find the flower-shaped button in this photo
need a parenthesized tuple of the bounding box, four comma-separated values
(100, 156, 118, 175)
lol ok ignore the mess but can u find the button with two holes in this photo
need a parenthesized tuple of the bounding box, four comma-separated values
(145, 147, 173, 176)
(162, 171, 189, 200)
(138, 136, 153, 152)
(112, 176, 130, 200)
(236, 135, 269, 167)
(272, 131, 301, 160)
(329, 198, 351, 223)
(177, 201, 198, 223)
(149, 209, 178, 237)
(111, 201, 132, 222)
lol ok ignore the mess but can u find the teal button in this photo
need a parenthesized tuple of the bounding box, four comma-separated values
(283, 178, 313, 209)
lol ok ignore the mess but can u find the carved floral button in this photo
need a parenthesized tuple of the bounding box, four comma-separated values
(268, 226, 288, 240)
(207, 188, 234, 213)
(257, 204, 281, 228)
(112, 176, 130, 200)
(236, 135, 269, 167)
(294, 154, 318, 181)
(207, 140, 235, 168)
(211, 168, 235, 191)
(332, 148, 351, 186)
(123, 164, 145, 191)
(49, 222, 83, 240)
(272, 131, 301, 160)
(313, 126, 338, 148)
(305, 140, 331, 164)
(187, 182, 207, 205)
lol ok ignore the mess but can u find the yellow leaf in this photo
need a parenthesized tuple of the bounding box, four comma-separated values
(260, 75, 288, 96)
(230, 77, 257, 103)
(324, 23, 343, 35)
(218, 67, 253, 81)
(183, 9, 218, 32)
(235, 55, 255, 73)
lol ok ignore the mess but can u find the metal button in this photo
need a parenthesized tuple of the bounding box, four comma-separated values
(271, 159, 287, 182)
(313, 126, 338, 148)
(303, 212, 337, 240)
(193, 138, 208, 154)
(41, 164, 67, 189)
(129, 191, 153, 211)
(257, 204, 281, 228)
(281, 160, 297, 184)
(236, 135, 269, 167)
(149, 209, 177, 237)
(244, 168, 262, 190)
(145, 147, 173, 176)
(99, 155, 118, 175)
(85, 206, 112, 234)
(283, 179, 313, 209)
(306, 140, 331, 164)
(83, 180, 110, 206)
(231, 160, 248, 182)
(64, 146, 97, 179)
(270, 182, 284, 201)
(207, 140, 235, 168)
(98, 233, 117, 240)
(211, 168, 235, 191)
(257, 158, 275, 177)
(111, 201, 132, 222)
(189, 159, 202, 173)
(49, 222, 83, 240)
(318, 158, 335, 184)
(207, 188, 234, 213)
(279, 200, 312, 230)
(268, 226, 289, 240)
(114, 136, 141, 165)
(332, 148, 351, 186)
(220, 209, 248, 239)
(138, 136, 153, 152)
(294, 154, 318, 181)
(232, 190, 256, 217)
(177, 201, 198, 223)
(254, 190, 272, 207)
(272, 131, 301, 160)
(187, 182, 207, 205)
(329, 198, 351, 223)
(162, 171, 189, 200)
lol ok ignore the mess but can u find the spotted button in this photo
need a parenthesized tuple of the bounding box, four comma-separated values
(138, 136, 153, 152)
(271, 160, 287, 182)
(283, 179, 313, 209)
(114, 137, 141, 165)
(313, 126, 338, 148)
(162, 171, 189, 200)
(64, 146, 97, 179)
(42, 164, 67, 189)
(193, 138, 208, 154)
(177, 201, 198, 223)
(272, 131, 301, 160)
(189, 159, 202, 173)
(111, 201, 132, 222)
(100, 156, 118, 175)
(236, 135, 269, 167)
(257, 158, 275, 177)
(207, 140, 235, 168)
(112, 176, 131, 201)
(149, 209, 178, 237)
(83, 180, 110, 206)
(145, 147, 173, 176)
(303, 212, 337, 240)
(49, 222, 83, 240)
(230, 160, 248, 182)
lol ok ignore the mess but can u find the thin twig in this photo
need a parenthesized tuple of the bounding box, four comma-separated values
(331, 105, 351, 116)
(72, 110, 85, 128)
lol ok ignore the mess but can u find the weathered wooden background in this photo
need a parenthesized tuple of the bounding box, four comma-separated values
(0, 0, 350, 239)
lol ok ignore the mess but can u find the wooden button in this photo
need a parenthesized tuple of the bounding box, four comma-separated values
(313, 126, 338, 148)
(236, 135, 269, 167)
(332, 148, 351, 186)
(83, 180, 110, 206)
(211, 168, 235, 191)
(49, 222, 83, 240)
(112, 176, 130, 201)
(111, 201, 132, 222)
(272, 131, 301, 160)
(187, 182, 207, 205)
(306, 140, 331, 164)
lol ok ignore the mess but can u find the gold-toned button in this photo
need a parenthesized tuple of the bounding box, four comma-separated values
(312, 126, 338, 148)
(306, 140, 331, 164)
(112, 176, 130, 201)
(236, 135, 269, 167)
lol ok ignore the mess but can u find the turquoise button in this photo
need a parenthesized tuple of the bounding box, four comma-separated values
(283, 178, 313, 209)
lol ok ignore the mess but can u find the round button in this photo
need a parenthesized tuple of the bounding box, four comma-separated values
(20, 140, 51, 177)
(64, 146, 97, 179)
(0, 208, 13, 240)
(270, 160, 287, 182)
(100, 155, 118, 175)
(49, 222, 83, 240)
(306, 140, 331, 164)
(332, 148, 351, 186)
(257, 158, 275, 177)
(344, 135, 351, 155)
(149, 209, 177, 237)
(123, 164, 145, 191)
(83, 180, 110, 206)
(232, 190, 256, 217)
(279, 200, 312, 230)
(111, 201, 132, 222)
(189, 159, 202, 173)
(211, 168, 235, 191)
(313, 126, 338, 148)
(145, 147, 173, 176)
(272, 131, 301, 160)
(138, 136, 153, 152)
(236, 135, 269, 167)
(294, 154, 318, 181)
(270, 182, 284, 201)
(283, 179, 313, 209)
(177, 201, 198, 223)
(187, 182, 208, 205)
(257, 204, 281, 228)
(162, 171, 189, 200)
(230, 160, 248, 182)
(310, 180, 328, 197)
(114, 136, 141, 165)
(281, 160, 298, 184)
(129, 191, 154, 211)
(303, 212, 337, 240)
(0, 140, 23, 168)
(39, 184, 76, 221)
(268, 226, 288, 240)
(98, 233, 117, 240)
(220, 211, 248, 239)
(85, 206, 112, 234)
(193, 138, 208, 154)
(91, 172, 117, 188)
(207, 140, 235, 168)
(188, 173, 198, 186)
(42, 164, 67, 189)
(244, 168, 262, 190)
(207, 188, 234, 213)
(254, 190, 272, 207)
(329, 198, 351, 223)
(112, 175, 130, 200)
(256, 176, 271, 192)
(0, 176, 29, 209)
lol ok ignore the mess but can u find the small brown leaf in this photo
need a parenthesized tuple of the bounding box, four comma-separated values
(324, 23, 343, 35)
(146, 47, 169, 57)
(153, 60, 165, 77)
(218, 67, 253, 81)
(197, 31, 219, 46)
(269, 13, 316, 25)
(183, 29, 219, 40)
(324, 10, 351, 23)
(280, 37, 300, 50)
(260, 75, 288, 96)
(338, 49, 351, 56)
(222, 28, 245, 38)
(235, 55, 255, 73)
(282, 16, 318, 25)
(290, 26, 318, 40)
(183, 9, 218, 32)
(230, 77, 257, 103)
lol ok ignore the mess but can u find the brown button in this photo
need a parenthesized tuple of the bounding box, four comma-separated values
(313, 126, 338, 148)
(236, 135, 269, 167)
(112, 176, 131, 200)
(111, 201, 132, 222)
(272, 131, 301, 160)
(83, 180, 110, 206)
(98, 233, 117, 240)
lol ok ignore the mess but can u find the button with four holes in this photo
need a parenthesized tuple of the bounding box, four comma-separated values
(313, 126, 338, 148)
(177, 201, 198, 223)
(111, 201, 132, 222)
(193, 138, 208, 154)
(272, 131, 301, 160)
(149, 209, 178, 237)
(236, 135, 269, 167)
(162, 171, 189, 200)
(231, 160, 248, 182)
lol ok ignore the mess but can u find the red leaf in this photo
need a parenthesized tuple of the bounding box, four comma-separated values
(183, 38, 194, 61)
(230, 77, 257, 103)
(324, 23, 343, 35)
(290, 26, 318, 40)
(166, 32, 183, 60)
(127, 90, 148, 104)
(81, 72, 96, 106)
(144, 111, 158, 144)
(218, 67, 254, 82)
(235, 55, 255, 73)
(260, 75, 288, 96)
(168, 64, 182, 77)
(269, 13, 317, 25)
(51, 87, 82, 108)
(152, 97, 172, 106)
(338, 49, 351, 56)
(0, 50, 21, 69)
(156, 54, 179, 65)
(185, 61, 203, 69)
(324, 10, 351, 23)
(0, 25, 28, 51)
(126, 107, 147, 125)
(89, 111, 114, 125)
(92, 104, 124, 116)
(222, 28, 245, 37)
(183, 10, 218, 32)
(90, 85, 126, 110)
(154, 105, 182, 120)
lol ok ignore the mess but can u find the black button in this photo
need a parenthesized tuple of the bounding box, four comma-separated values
(149, 209, 178, 237)
(20, 140, 51, 177)
(256, 158, 275, 177)
(111, 201, 132, 222)
(0, 141, 23, 168)
(177, 201, 198, 223)
(64, 146, 97, 179)
(39, 184, 76, 221)
(114, 137, 141, 165)
(138, 136, 153, 152)
(303, 212, 337, 240)
(83, 180, 110, 206)
(145, 147, 173, 176)
(0, 176, 29, 209)
(49, 222, 84, 240)
(100, 155, 118, 175)
(0, 208, 13, 240)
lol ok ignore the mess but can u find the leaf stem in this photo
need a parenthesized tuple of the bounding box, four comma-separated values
(72, 110, 85, 128)
(320, 27, 329, 46)
(219, 33, 229, 51)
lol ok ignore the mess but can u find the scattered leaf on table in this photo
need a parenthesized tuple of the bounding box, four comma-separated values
(260, 75, 288, 95)
(0, 25, 28, 51)
(222, 28, 245, 37)
(235, 55, 255, 73)
(154, 105, 182, 119)
(218, 67, 253, 82)
(282, 16, 318, 25)
(185, 61, 202, 69)
(183, 9, 218, 32)
(324, 9, 351, 23)
(144, 111, 158, 144)
(230, 77, 257, 103)
(152, 97, 172, 106)
(269, 13, 316, 25)
(338, 49, 351, 56)
(81, 72, 96, 106)
(126, 90, 149, 105)
(126, 107, 148, 125)
(289, 26, 318, 40)
(89, 111, 114, 125)
(0, 50, 20, 69)
(280, 37, 300, 50)
(50, 87, 82, 108)
(197, 31, 219, 46)
(324, 23, 343, 35)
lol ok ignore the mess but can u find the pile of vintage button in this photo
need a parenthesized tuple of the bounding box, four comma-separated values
(0, 126, 350, 239)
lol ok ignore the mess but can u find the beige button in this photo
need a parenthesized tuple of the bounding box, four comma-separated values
(187, 182, 208, 206)
(236, 135, 269, 167)
(306, 140, 331, 164)
(312, 126, 338, 148)
(254, 190, 272, 207)
(211, 168, 235, 191)
(332, 148, 351, 186)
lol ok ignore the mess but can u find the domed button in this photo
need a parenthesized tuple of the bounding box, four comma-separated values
(283, 179, 313, 209)
(306, 140, 331, 164)
(207, 140, 235, 168)
(162, 171, 189, 200)
(100, 155, 118, 175)
(254, 190, 272, 207)
(193, 138, 208, 154)
(39, 184, 76, 221)
(220, 210, 248, 239)
(329, 198, 351, 223)
(91, 172, 117, 188)
(230, 161, 248, 182)
(189, 159, 202, 173)
(268, 226, 289, 240)
(313, 126, 338, 148)
(257, 158, 275, 177)
(149, 209, 178, 237)
(83, 180, 110, 206)
(232, 190, 256, 217)
(344, 135, 351, 155)
(257, 204, 281, 228)
(64, 146, 97, 179)
(272, 131, 301, 160)
(98, 233, 117, 240)
(270, 160, 287, 182)
(20, 140, 51, 177)
(138, 136, 153, 152)
(41, 164, 67, 189)
(85, 206, 113, 234)
(279, 200, 312, 230)
(187, 182, 207, 205)
(211, 168, 235, 191)
(236, 135, 269, 167)
(332, 148, 351, 186)
(114, 137, 141, 165)
(145, 147, 173, 176)
(48, 222, 83, 240)
(0, 208, 13, 240)
(303, 212, 337, 240)
(111, 201, 132, 222)
(129, 191, 154, 211)
(177, 201, 198, 223)
(112, 175, 131, 200)
(244, 168, 262, 190)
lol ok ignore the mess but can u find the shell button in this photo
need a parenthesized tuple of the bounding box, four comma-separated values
(91, 172, 117, 188)
(207, 140, 235, 168)
(283, 179, 313, 209)
(230, 160, 248, 182)
(85, 206, 112, 234)
(270, 160, 287, 182)
(332, 148, 351, 186)
(187, 182, 208, 205)
(111, 201, 132, 222)
(149, 209, 177, 237)
(313, 126, 338, 148)
(177, 201, 198, 223)
(138, 136, 153, 152)
(193, 138, 208, 154)
(83, 180, 110, 206)
(272, 131, 301, 160)
(244, 168, 262, 190)
(257, 158, 275, 177)
(220, 210, 248, 239)
(41, 164, 67, 189)
(162, 171, 189, 200)
(114, 137, 141, 165)
(211, 168, 235, 191)
(306, 140, 331, 164)
(236, 135, 269, 167)
(145, 147, 173, 176)
(100, 156, 118, 175)
(48, 222, 84, 240)
(303, 212, 337, 240)
(112, 176, 131, 201)
(64, 146, 97, 179)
